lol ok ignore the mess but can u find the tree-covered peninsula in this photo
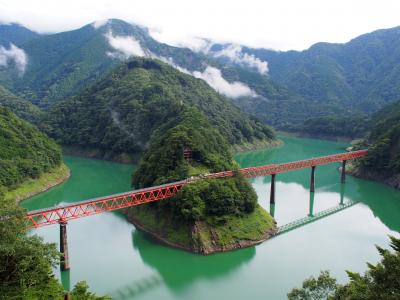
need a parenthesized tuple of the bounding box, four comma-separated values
(126, 107, 276, 254)
(43, 57, 277, 162)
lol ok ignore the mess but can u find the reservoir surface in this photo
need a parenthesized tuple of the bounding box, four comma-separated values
(22, 135, 400, 299)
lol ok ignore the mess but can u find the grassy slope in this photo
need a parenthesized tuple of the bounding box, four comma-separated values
(5, 163, 70, 202)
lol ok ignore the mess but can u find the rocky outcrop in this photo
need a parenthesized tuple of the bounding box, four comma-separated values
(349, 165, 400, 190)
(125, 206, 277, 255)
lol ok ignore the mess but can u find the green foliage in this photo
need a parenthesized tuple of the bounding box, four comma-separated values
(70, 281, 111, 300)
(45, 57, 274, 159)
(0, 85, 42, 124)
(296, 114, 369, 139)
(287, 271, 338, 300)
(360, 101, 400, 176)
(132, 107, 258, 223)
(288, 236, 400, 300)
(0, 188, 64, 299)
(0, 107, 62, 190)
(173, 175, 257, 222)
(132, 107, 233, 187)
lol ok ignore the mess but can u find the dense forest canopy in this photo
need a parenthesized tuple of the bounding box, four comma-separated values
(132, 106, 258, 223)
(360, 100, 400, 176)
(44, 57, 275, 159)
(0, 85, 42, 124)
(0, 107, 61, 190)
(4, 20, 400, 129)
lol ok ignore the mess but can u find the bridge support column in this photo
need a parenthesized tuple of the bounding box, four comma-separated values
(269, 203, 275, 218)
(270, 174, 276, 204)
(60, 221, 70, 271)
(310, 166, 316, 192)
(340, 184, 345, 205)
(341, 160, 347, 183)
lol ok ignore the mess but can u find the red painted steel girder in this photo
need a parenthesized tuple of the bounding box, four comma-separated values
(26, 181, 188, 229)
(25, 150, 367, 228)
(239, 149, 368, 178)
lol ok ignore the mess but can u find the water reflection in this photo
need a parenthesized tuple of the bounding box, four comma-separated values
(110, 275, 162, 299)
(131, 230, 256, 292)
(61, 270, 71, 292)
(308, 193, 315, 217)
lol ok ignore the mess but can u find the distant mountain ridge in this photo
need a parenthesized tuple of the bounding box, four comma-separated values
(1, 20, 400, 129)
(210, 26, 400, 115)
(43, 57, 275, 162)
(0, 19, 306, 127)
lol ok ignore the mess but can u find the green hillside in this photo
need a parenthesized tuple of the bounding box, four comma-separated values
(211, 26, 400, 128)
(0, 107, 61, 190)
(0, 20, 307, 128)
(127, 107, 276, 253)
(0, 85, 42, 124)
(44, 57, 276, 161)
(350, 100, 400, 188)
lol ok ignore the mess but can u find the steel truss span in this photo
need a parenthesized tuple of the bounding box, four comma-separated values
(26, 150, 367, 228)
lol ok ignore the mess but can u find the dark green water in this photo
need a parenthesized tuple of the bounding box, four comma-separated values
(22, 136, 400, 299)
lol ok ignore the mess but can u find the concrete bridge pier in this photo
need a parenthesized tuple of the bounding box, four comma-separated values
(310, 166, 316, 192)
(341, 160, 347, 183)
(270, 174, 276, 204)
(59, 221, 70, 271)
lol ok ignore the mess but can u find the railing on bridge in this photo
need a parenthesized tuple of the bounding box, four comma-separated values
(26, 149, 368, 229)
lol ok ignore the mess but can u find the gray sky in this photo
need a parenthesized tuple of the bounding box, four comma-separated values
(0, 0, 399, 50)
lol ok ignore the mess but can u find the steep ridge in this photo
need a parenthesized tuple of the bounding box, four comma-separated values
(43, 57, 277, 162)
(0, 19, 301, 128)
(0, 85, 42, 124)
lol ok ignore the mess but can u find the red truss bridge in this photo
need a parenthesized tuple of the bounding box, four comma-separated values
(26, 149, 367, 229)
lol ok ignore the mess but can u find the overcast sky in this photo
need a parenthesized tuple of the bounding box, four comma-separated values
(0, 0, 399, 51)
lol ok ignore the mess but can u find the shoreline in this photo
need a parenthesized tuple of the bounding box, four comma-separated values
(6, 163, 71, 203)
(62, 137, 283, 165)
(278, 130, 357, 143)
(125, 205, 277, 255)
(347, 162, 400, 190)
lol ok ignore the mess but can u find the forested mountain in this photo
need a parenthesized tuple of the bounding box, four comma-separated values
(0, 19, 305, 127)
(0, 85, 42, 123)
(0, 23, 39, 46)
(210, 26, 400, 117)
(44, 58, 275, 161)
(0, 107, 61, 190)
(2, 20, 400, 129)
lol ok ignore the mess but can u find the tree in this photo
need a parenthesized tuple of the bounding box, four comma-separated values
(0, 187, 64, 299)
(70, 281, 111, 300)
(288, 236, 400, 300)
(287, 271, 338, 300)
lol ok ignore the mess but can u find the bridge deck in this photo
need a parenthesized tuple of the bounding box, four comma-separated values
(25, 150, 367, 228)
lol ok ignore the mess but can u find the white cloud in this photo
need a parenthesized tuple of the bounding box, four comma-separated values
(211, 44, 269, 75)
(149, 28, 212, 52)
(0, 43, 28, 74)
(92, 19, 109, 29)
(105, 31, 145, 59)
(193, 66, 257, 98)
(147, 53, 257, 99)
